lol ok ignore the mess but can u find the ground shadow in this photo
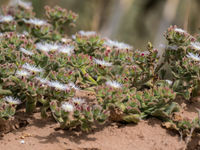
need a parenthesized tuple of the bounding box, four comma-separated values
(33, 122, 112, 144)
(187, 133, 200, 150)
(0, 110, 55, 140)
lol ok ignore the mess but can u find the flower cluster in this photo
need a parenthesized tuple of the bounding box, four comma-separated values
(50, 99, 108, 131)
(164, 25, 200, 100)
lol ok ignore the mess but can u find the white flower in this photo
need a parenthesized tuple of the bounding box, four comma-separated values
(18, 0, 32, 10)
(48, 81, 69, 91)
(59, 45, 74, 55)
(9, 0, 32, 10)
(0, 15, 14, 23)
(3, 96, 21, 105)
(22, 63, 44, 73)
(159, 44, 166, 49)
(61, 38, 68, 43)
(174, 28, 187, 34)
(35, 77, 49, 84)
(167, 45, 178, 51)
(71, 34, 76, 40)
(94, 58, 112, 67)
(23, 18, 48, 26)
(36, 42, 61, 52)
(0, 33, 4, 37)
(160, 44, 178, 51)
(106, 80, 122, 89)
(22, 31, 29, 36)
(17, 33, 26, 38)
(61, 102, 74, 112)
(165, 80, 173, 85)
(36, 42, 74, 54)
(16, 70, 31, 77)
(140, 51, 149, 55)
(19, 48, 34, 56)
(104, 39, 133, 50)
(191, 42, 200, 51)
(72, 98, 85, 105)
(187, 52, 200, 61)
(68, 82, 80, 90)
(78, 30, 97, 37)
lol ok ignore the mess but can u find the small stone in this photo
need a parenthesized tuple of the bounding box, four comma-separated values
(20, 140, 25, 144)
(20, 136, 25, 139)
(23, 133, 32, 137)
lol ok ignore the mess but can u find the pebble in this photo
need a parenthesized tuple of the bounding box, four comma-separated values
(20, 140, 25, 144)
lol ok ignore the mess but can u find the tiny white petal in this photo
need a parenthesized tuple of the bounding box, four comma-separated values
(3, 96, 21, 105)
(167, 45, 178, 51)
(19, 48, 34, 56)
(61, 38, 68, 43)
(0, 15, 14, 23)
(36, 42, 61, 52)
(94, 58, 112, 67)
(159, 44, 166, 49)
(9, 0, 32, 10)
(72, 98, 85, 105)
(22, 31, 29, 36)
(174, 28, 187, 34)
(0, 33, 4, 37)
(140, 51, 149, 55)
(23, 18, 48, 26)
(61, 102, 74, 112)
(17, 33, 26, 38)
(71, 35, 76, 40)
(165, 80, 173, 85)
(59, 45, 74, 55)
(22, 63, 44, 73)
(187, 52, 200, 61)
(35, 77, 49, 84)
(18, 0, 32, 10)
(106, 80, 122, 89)
(16, 70, 31, 77)
(68, 82, 80, 90)
(191, 42, 200, 51)
(78, 30, 97, 37)
(104, 39, 133, 50)
(48, 81, 69, 91)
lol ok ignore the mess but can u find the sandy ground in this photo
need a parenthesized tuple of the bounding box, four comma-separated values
(1, 97, 200, 150)
(0, 112, 186, 150)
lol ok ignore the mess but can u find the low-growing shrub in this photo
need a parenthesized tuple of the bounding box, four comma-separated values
(0, 0, 200, 138)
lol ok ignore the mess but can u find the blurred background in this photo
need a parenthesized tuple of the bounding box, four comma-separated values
(0, 0, 200, 50)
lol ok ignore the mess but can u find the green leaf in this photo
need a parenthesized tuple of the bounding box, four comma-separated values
(122, 114, 141, 123)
